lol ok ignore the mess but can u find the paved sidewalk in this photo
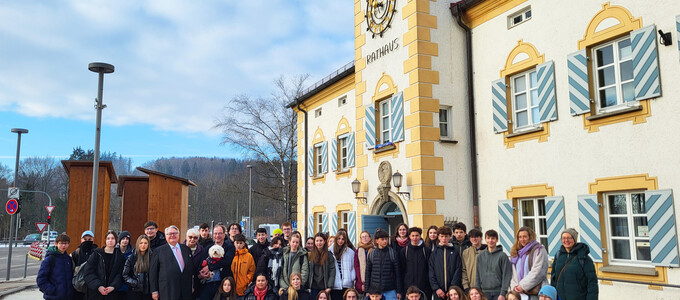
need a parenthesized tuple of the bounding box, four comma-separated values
(0, 276, 37, 297)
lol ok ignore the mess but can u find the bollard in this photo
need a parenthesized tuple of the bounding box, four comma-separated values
(24, 253, 28, 278)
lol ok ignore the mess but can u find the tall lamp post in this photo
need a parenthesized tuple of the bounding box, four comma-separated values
(247, 165, 253, 238)
(6, 128, 28, 280)
(87, 62, 114, 232)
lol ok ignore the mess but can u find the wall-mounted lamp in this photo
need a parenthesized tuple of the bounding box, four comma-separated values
(351, 179, 367, 204)
(392, 170, 410, 200)
(658, 29, 672, 46)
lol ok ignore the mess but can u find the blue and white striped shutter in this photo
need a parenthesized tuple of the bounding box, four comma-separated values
(577, 195, 603, 262)
(537, 60, 557, 122)
(644, 189, 679, 267)
(391, 91, 405, 143)
(364, 106, 376, 149)
(308, 214, 315, 238)
(330, 212, 338, 236)
(567, 50, 590, 116)
(492, 79, 509, 133)
(347, 133, 355, 167)
(330, 139, 338, 172)
(676, 16, 680, 63)
(545, 196, 566, 257)
(348, 211, 357, 244)
(631, 25, 661, 100)
(321, 213, 329, 234)
(307, 147, 314, 177)
(498, 200, 514, 255)
(321, 142, 328, 174)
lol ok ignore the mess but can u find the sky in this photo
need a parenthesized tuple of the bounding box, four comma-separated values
(0, 1, 354, 171)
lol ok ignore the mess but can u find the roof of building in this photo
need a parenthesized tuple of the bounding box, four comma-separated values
(136, 167, 198, 187)
(61, 160, 118, 183)
(286, 60, 355, 108)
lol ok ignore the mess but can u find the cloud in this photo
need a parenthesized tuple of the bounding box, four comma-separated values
(0, 1, 354, 135)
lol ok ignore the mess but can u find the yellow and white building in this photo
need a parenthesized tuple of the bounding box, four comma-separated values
(289, 0, 680, 297)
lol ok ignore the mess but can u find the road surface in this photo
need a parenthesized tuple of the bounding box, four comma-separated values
(0, 246, 42, 280)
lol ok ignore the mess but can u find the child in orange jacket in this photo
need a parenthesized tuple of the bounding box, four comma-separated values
(231, 234, 256, 296)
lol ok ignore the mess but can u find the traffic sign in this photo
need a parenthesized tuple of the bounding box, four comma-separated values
(239, 221, 245, 227)
(45, 206, 55, 214)
(35, 222, 48, 233)
(6, 199, 19, 215)
(7, 187, 19, 200)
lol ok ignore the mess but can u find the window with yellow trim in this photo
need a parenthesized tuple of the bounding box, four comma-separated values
(603, 191, 651, 265)
(592, 37, 636, 113)
(510, 70, 541, 131)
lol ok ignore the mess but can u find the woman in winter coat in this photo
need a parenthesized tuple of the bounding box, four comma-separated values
(122, 235, 152, 300)
(243, 273, 278, 300)
(329, 230, 356, 300)
(84, 230, 125, 300)
(550, 228, 598, 300)
(309, 233, 336, 300)
(279, 273, 312, 300)
(354, 231, 373, 293)
(280, 233, 309, 293)
(391, 223, 409, 254)
(509, 227, 548, 300)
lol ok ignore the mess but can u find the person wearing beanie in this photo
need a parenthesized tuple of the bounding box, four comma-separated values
(549, 228, 597, 300)
(273, 229, 283, 238)
(364, 229, 401, 300)
(116, 231, 134, 296)
(537, 285, 556, 300)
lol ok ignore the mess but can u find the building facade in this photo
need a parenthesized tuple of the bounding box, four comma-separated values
(290, 0, 680, 297)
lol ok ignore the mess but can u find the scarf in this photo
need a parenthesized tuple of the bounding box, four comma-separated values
(254, 285, 268, 300)
(357, 241, 374, 250)
(510, 240, 539, 282)
(396, 237, 409, 247)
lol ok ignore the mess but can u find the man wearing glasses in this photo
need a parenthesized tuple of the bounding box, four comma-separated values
(150, 225, 194, 300)
(144, 220, 167, 251)
(195, 224, 236, 299)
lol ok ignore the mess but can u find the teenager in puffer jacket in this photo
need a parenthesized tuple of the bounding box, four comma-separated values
(329, 230, 356, 300)
(122, 235, 152, 300)
(428, 226, 462, 299)
(37, 234, 74, 300)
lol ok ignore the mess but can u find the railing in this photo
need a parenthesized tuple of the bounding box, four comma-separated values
(300, 60, 355, 96)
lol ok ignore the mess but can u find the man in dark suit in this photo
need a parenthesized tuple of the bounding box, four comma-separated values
(150, 225, 194, 300)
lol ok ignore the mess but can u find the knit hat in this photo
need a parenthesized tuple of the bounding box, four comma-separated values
(538, 285, 557, 300)
(374, 229, 389, 240)
(562, 228, 579, 241)
(118, 231, 131, 243)
(81, 230, 94, 238)
(273, 228, 283, 235)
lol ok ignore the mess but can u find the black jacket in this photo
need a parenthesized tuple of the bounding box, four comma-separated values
(84, 248, 125, 292)
(242, 283, 277, 300)
(400, 241, 432, 295)
(199, 236, 213, 248)
(279, 288, 311, 300)
(365, 246, 402, 293)
(195, 239, 236, 280)
(249, 241, 270, 267)
(149, 243, 194, 300)
(452, 236, 471, 258)
(71, 241, 98, 267)
(256, 247, 284, 291)
(122, 251, 151, 294)
(149, 232, 167, 251)
(428, 243, 462, 293)
(550, 243, 598, 300)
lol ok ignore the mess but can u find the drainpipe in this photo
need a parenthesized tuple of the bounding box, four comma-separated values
(450, 1, 480, 228)
(297, 103, 309, 235)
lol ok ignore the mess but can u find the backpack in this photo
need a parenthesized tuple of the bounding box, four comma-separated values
(72, 261, 88, 293)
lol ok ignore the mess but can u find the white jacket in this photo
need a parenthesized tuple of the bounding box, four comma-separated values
(329, 245, 356, 289)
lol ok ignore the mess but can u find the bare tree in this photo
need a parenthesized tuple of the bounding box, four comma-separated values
(214, 75, 307, 221)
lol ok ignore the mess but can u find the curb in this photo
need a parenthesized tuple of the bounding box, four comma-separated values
(0, 284, 37, 298)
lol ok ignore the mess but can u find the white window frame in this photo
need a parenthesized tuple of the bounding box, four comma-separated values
(378, 99, 392, 144)
(592, 36, 636, 114)
(315, 108, 322, 118)
(338, 134, 349, 171)
(508, 6, 532, 28)
(518, 197, 549, 249)
(603, 190, 651, 266)
(338, 96, 347, 107)
(340, 211, 350, 231)
(510, 69, 540, 131)
(439, 106, 452, 140)
(314, 143, 323, 176)
(315, 212, 324, 234)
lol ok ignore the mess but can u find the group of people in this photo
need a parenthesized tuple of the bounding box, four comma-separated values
(36, 221, 598, 300)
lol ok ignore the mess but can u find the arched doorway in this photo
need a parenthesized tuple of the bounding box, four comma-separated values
(361, 191, 408, 237)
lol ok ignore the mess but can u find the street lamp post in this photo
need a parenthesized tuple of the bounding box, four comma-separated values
(247, 165, 253, 238)
(87, 62, 114, 232)
(6, 128, 28, 280)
